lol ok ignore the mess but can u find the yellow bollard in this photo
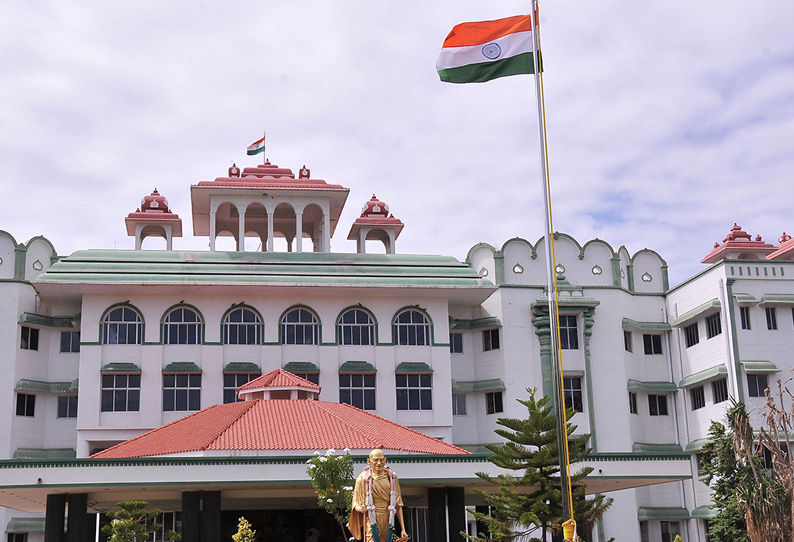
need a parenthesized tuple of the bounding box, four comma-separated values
(562, 519, 577, 542)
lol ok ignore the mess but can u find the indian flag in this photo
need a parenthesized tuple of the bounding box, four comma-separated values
(247, 135, 266, 156)
(437, 15, 537, 84)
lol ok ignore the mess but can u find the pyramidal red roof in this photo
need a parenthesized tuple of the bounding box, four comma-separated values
(239, 368, 321, 392)
(90, 399, 469, 458)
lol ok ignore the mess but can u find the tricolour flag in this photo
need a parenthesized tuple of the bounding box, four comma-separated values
(437, 15, 537, 84)
(247, 135, 266, 156)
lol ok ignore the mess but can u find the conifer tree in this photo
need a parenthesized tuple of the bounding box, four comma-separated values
(232, 516, 257, 542)
(466, 389, 612, 542)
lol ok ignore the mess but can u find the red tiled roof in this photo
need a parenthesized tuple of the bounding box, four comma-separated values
(239, 368, 321, 392)
(90, 399, 469, 458)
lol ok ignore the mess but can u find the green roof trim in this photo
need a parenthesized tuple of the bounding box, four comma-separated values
(12, 448, 76, 460)
(691, 505, 717, 519)
(621, 318, 672, 332)
(532, 295, 600, 309)
(678, 364, 728, 388)
(450, 317, 502, 330)
(283, 362, 319, 373)
(452, 379, 506, 393)
(671, 298, 721, 327)
(760, 293, 794, 305)
(632, 443, 683, 454)
(7, 517, 48, 533)
(101, 362, 141, 373)
(732, 292, 757, 304)
(223, 362, 261, 373)
(163, 362, 202, 373)
(627, 380, 677, 392)
(741, 360, 780, 373)
(685, 438, 710, 452)
(637, 507, 690, 520)
(395, 362, 433, 373)
(18, 312, 77, 328)
(339, 361, 376, 373)
(14, 380, 74, 394)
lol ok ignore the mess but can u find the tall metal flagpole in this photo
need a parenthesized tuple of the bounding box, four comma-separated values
(529, 0, 574, 523)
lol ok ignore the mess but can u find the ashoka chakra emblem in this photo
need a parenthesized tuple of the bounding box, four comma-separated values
(482, 43, 501, 60)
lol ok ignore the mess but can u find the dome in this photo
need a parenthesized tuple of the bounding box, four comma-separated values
(140, 188, 170, 213)
(360, 194, 390, 218)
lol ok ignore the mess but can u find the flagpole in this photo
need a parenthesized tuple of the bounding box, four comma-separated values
(529, 0, 574, 523)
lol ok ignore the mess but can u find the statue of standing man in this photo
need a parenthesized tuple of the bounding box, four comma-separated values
(348, 449, 409, 542)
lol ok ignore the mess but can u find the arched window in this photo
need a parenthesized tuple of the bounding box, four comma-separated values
(103, 307, 142, 345)
(393, 310, 430, 346)
(163, 307, 202, 345)
(224, 308, 261, 345)
(281, 308, 319, 345)
(338, 309, 374, 345)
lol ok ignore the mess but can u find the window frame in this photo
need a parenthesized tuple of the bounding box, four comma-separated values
(563, 377, 583, 412)
(223, 373, 259, 404)
(482, 328, 500, 351)
(449, 332, 463, 354)
(629, 391, 638, 414)
(740, 306, 751, 330)
(339, 372, 376, 411)
(684, 322, 699, 348)
(223, 307, 261, 345)
(712, 378, 729, 404)
(660, 520, 681, 542)
(20, 326, 39, 351)
(57, 395, 78, 418)
(747, 373, 768, 398)
(338, 309, 375, 346)
(281, 307, 320, 345)
(624, 330, 633, 352)
(60, 331, 81, 353)
(642, 334, 662, 355)
(393, 310, 430, 346)
(486, 391, 504, 415)
(559, 315, 579, 350)
(690, 385, 705, 410)
(162, 373, 202, 412)
(452, 393, 467, 416)
(163, 307, 203, 345)
(102, 306, 142, 345)
(706, 313, 722, 339)
(766, 307, 778, 330)
(16, 393, 35, 417)
(648, 394, 668, 416)
(101, 373, 141, 412)
(395, 372, 432, 410)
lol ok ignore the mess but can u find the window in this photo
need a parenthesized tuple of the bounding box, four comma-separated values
(60, 331, 80, 353)
(648, 394, 668, 416)
(164, 308, 202, 345)
(706, 313, 722, 339)
(486, 391, 504, 414)
(712, 378, 729, 403)
(8, 534, 27, 542)
(452, 394, 466, 415)
(643, 334, 662, 355)
(559, 315, 578, 350)
(396, 373, 432, 410)
(57, 395, 78, 418)
(338, 309, 375, 345)
(684, 322, 699, 348)
(20, 326, 39, 350)
(660, 521, 681, 542)
(292, 372, 320, 385)
(639, 521, 648, 542)
(629, 391, 638, 414)
(449, 333, 463, 354)
(103, 307, 142, 345)
(563, 377, 583, 412)
(690, 385, 705, 410)
(393, 310, 430, 346)
(482, 328, 500, 351)
(740, 306, 751, 330)
(282, 308, 319, 345)
(223, 373, 258, 404)
(339, 373, 376, 410)
(16, 393, 35, 417)
(163, 374, 201, 411)
(223, 308, 261, 345)
(623, 330, 632, 352)
(747, 374, 768, 398)
(101, 374, 141, 412)
(766, 307, 778, 330)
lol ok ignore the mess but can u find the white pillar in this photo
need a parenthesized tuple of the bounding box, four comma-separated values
(323, 211, 331, 253)
(165, 224, 173, 250)
(387, 230, 396, 254)
(238, 205, 246, 252)
(135, 224, 143, 250)
(267, 208, 275, 253)
(295, 213, 303, 253)
(209, 209, 217, 252)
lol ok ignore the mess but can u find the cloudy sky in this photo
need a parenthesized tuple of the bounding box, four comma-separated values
(2, 1, 793, 286)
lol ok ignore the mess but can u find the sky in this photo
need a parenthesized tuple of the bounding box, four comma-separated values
(2, 1, 794, 286)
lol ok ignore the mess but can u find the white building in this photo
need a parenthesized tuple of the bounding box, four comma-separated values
(1, 158, 791, 542)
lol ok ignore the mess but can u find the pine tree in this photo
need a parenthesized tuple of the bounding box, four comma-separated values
(466, 389, 612, 542)
(232, 517, 257, 542)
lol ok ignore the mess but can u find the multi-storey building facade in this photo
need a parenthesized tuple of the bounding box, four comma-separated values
(1, 158, 792, 542)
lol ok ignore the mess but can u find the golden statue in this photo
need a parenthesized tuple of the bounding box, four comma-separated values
(348, 449, 409, 542)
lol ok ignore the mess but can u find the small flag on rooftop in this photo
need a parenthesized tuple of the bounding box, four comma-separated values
(247, 135, 266, 156)
(437, 14, 537, 84)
